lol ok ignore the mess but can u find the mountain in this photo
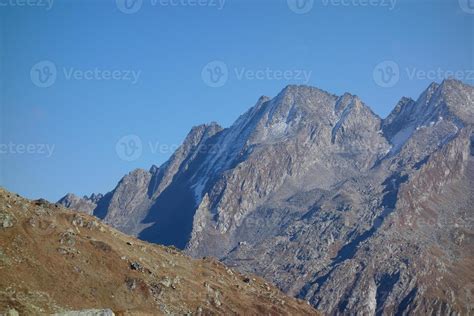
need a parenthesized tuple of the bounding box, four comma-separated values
(59, 79, 474, 314)
(57, 193, 103, 215)
(0, 187, 318, 315)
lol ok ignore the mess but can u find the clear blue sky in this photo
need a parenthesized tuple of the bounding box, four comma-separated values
(1, 0, 473, 201)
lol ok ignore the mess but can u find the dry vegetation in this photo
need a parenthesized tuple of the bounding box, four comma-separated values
(0, 187, 318, 315)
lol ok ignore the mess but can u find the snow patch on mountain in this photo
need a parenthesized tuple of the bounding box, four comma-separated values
(331, 99, 355, 143)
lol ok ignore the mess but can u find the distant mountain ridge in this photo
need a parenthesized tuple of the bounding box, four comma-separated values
(59, 79, 474, 314)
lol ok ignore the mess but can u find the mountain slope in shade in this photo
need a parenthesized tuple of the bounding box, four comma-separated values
(59, 79, 474, 314)
(0, 187, 318, 315)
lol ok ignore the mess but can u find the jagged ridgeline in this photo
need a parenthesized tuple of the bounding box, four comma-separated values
(60, 79, 474, 314)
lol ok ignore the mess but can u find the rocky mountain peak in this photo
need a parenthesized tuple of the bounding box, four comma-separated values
(57, 81, 473, 315)
(274, 85, 336, 108)
(57, 193, 79, 205)
(57, 193, 99, 215)
(439, 78, 467, 91)
(382, 97, 417, 140)
(87, 193, 103, 203)
(437, 78, 474, 124)
(185, 122, 223, 147)
(149, 164, 159, 174)
(334, 92, 356, 113)
(237, 85, 348, 145)
(391, 96, 416, 116)
(119, 168, 151, 184)
(381, 80, 472, 153)
(256, 95, 271, 105)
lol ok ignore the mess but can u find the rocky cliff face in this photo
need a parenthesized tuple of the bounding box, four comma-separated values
(59, 79, 474, 314)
